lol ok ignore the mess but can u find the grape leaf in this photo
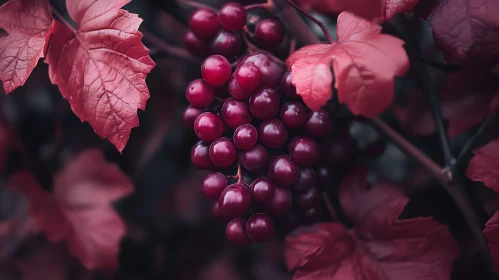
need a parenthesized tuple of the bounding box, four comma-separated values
(285, 166, 458, 280)
(484, 211, 499, 273)
(295, 0, 420, 21)
(12, 149, 134, 271)
(287, 12, 409, 116)
(430, 0, 499, 66)
(44, 0, 156, 152)
(466, 139, 499, 194)
(0, 0, 54, 94)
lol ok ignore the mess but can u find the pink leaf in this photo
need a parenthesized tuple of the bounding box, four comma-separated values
(294, 0, 420, 21)
(430, 0, 499, 66)
(466, 139, 499, 194)
(0, 0, 54, 94)
(287, 12, 409, 116)
(13, 149, 134, 271)
(284, 166, 458, 280)
(44, 0, 156, 152)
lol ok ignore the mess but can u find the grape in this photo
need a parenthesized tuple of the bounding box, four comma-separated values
(259, 118, 288, 148)
(194, 112, 224, 142)
(184, 31, 211, 57)
(304, 110, 331, 137)
(189, 8, 220, 40)
(266, 188, 292, 217)
(228, 76, 253, 99)
(246, 213, 274, 242)
(226, 218, 252, 245)
(315, 166, 333, 190)
(250, 177, 275, 203)
(323, 135, 354, 165)
(219, 183, 251, 218)
(201, 55, 231, 86)
(190, 141, 215, 170)
(212, 202, 230, 221)
(185, 79, 214, 108)
(202, 172, 228, 200)
(292, 167, 316, 194)
(295, 188, 320, 210)
(219, 2, 247, 31)
(301, 207, 322, 224)
(249, 88, 280, 120)
(182, 105, 203, 130)
(239, 52, 283, 88)
(221, 98, 252, 130)
(235, 63, 262, 93)
(211, 29, 242, 61)
(280, 101, 307, 128)
(241, 144, 268, 172)
(288, 136, 320, 165)
(268, 155, 299, 187)
(280, 71, 299, 99)
(233, 124, 258, 150)
(209, 138, 237, 167)
(255, 19, 284, 49)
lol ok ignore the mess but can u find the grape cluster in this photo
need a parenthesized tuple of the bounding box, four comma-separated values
(184, 3, 285, 61)
(184, 49, 338, 245)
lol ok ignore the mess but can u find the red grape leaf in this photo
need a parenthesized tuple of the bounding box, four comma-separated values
(393, 71, 499, 137)
(287, 12, 409, 116)
(430, 0, 499, 66)
(466, 139, 499, 194)
(294, 0, 420, 21)
(484, 211, 499, 273)
(44, 0, 156, 152)
(284, 166, 458, 280)
(12, 149, 134, 271)
(0, 0, 54, 94)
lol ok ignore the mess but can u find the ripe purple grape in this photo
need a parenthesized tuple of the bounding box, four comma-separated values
(226, 218, 252, 245)
(266, 188, 292, 217)
(219, 2, 247, 31)
(209, 138, 237, 167)
(280, 71, 299, 99)
(255, 19, 284, 49)
(292, 167, 316, 194)
(194, 112, 224, 142)
(304, 110, 331, 137)
(250, 177, 275, 203)
(221, 98, 252, 130)
(182, 105, 203, 130)
(228, 76, 253, 99)
(268, 155, 299, 187)
(233, 124, 258, 150)
(202, 172, 228, 200)
(246, 213, 274, 242)
(219, 183, 251, 218)
(211, 29, 242, 61)
(241, 144, 268, 172)
(190, 141, 215, 170)
(301, 207, 322, 224)
(235, 63, 262, 93)
(189, 8, 220, 40)
(201, 55, 231, 86)
(239, 52, 283, 88)
(280, 101, 307, 128)
(259, 118, 288, 148)
(185, 79, 214, 108)
(249, 88, 280, 120)
(288, 136, 320, 165)
(295, 188, 320, 210)
(184, 31, 211, 57)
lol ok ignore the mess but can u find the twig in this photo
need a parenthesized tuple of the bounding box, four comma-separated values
(321, 192, 338, 221)
(407, 51, 460, 72)
(176, 0, 213, 10)
(455, 114, 494, 167)
(371, 117, 449, 185)
(283, 0, 334, 44)
(245, 0, 274, 10)
(141, 29, 201, 64)
(274, 0, 321, 45)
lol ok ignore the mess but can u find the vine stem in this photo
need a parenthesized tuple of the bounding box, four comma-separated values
(176, 0, 213, 10)
(245, 0, 274, 10)
(141, 29, 201, 63)
(283, 0, 335, 44)
(455, 113, 494, 166)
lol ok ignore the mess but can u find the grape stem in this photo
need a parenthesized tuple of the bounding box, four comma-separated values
(283, 0, 335, 44)
(141, 29, 202, 64)
(242, 28, 259, 54)
(245, 0, 275, 11)
(176, 0, 213, 10)
(230, 159, 243, 183)
(455, 113, 495, 168)
(321, 192, 339, 221)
